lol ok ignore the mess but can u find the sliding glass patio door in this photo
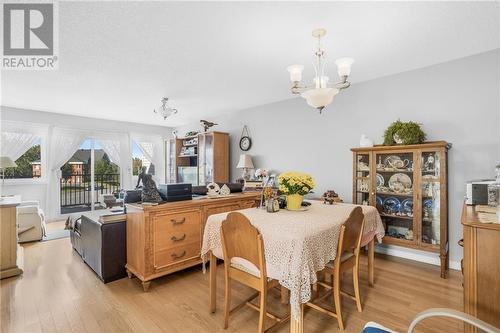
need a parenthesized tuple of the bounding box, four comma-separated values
(60, 139, 121, 215)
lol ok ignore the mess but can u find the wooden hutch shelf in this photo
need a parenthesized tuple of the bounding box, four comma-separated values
(351, 141, 451, 278)
(166, 131, 229, 186)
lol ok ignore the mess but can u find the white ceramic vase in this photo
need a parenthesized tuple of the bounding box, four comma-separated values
(360, 134, 374, 147)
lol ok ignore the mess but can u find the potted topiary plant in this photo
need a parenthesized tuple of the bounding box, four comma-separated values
(383, 120, 426, 145)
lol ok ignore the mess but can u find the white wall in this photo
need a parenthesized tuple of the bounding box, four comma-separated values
(0, 107, 173, 218)
(177, 49, 500, 267)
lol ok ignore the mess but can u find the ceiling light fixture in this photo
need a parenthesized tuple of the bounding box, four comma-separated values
(287, 28, 354, 113)
(154, 97, 178, 120)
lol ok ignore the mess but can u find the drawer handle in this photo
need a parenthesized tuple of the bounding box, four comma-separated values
(171, 251, 186, 259)
(171, 234, 186, 242)
(170, 217, 186, 225)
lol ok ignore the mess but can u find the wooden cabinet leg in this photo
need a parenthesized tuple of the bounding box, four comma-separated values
(126, 268, 134, 279)
(142, 281, 151, 292)
(280, 286, 290, 305)
(209, 252, 217, 313)
(440, 252, 448, 279)
(368, 239, 375, 287)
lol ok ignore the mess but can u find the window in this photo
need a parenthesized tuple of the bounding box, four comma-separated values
(1, 124, 47, 182)
(3, 138, 42, 179)
(60, 139, 121, 214)
(132, 141, 154, 176)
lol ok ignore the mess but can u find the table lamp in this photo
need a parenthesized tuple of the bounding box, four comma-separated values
(236, 154, 254, 181)
(0, 156, 17, 184)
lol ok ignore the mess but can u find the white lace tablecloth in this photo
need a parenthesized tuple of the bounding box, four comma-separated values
(201, 201, 384, 319)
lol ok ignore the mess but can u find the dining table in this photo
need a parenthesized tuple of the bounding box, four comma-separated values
(201, 200, 385, 332)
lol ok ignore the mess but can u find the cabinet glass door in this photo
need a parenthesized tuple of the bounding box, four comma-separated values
(420, 151, 441, 245)
(375, 152, 415, 243)
(198, 134, 214, 185)
(354, 152, 371, 205)
(165, 139, 176, 183)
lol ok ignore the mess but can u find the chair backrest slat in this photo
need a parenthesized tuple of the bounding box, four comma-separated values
(340, 206, 365, 254)
(221, 212, 263, 269)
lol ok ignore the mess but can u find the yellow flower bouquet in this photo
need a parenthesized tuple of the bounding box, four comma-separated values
(278, 172, 315, 210)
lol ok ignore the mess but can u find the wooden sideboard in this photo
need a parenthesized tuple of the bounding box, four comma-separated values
(461, 203, 500, 332)
(125, 192, 260, 290)
(0, 195, 23, 279)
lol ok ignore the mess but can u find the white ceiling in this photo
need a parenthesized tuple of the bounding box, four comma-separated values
(2, 1, 499, 127)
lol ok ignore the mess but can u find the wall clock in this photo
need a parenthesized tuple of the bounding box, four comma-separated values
(239, 125, 252, 151)
(239, 136, 252, 151)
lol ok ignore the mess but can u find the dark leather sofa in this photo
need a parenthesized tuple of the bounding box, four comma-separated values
(70, 214, 127, 283)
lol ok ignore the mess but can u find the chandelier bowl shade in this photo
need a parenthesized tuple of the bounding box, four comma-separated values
(301, 88, 339, 109)
(286, 28, 352, 112)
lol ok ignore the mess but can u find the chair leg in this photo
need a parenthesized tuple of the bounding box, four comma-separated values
(333, 275, 344, 332)
(258, 289, 267, 333)
(353, 264, 362, 312)
(224, 277, 231, 329)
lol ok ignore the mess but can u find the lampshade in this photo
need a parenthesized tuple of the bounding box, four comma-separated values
(236, 154, 254, 169)
(287, 64, 304, 82)
(0, 156, 17, 168)
(335, 57, 355, 77)
(301, 88, 339, 109)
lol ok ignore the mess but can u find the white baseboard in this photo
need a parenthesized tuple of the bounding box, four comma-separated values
(375, 244, 461, 271)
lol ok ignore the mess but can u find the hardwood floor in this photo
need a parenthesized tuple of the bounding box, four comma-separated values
(1, 238, 463, 333)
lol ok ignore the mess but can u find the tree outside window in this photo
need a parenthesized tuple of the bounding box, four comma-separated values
(4, 141, 42, 179)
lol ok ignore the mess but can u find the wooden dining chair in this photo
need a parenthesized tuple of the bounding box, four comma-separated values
(305, 206, 365, 331)
(220, 212, 289, 333)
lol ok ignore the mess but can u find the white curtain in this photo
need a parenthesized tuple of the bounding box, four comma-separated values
(133, 136, 164, 184)
(46, 127, 87, 219)
(98, 133, 132, 190)
(99, 139, 121, 166)
(0, 131, 40, 161)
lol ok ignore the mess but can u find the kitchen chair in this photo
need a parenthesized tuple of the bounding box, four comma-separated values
(220, 212, 289, 333)
(305, 206, 365, 331)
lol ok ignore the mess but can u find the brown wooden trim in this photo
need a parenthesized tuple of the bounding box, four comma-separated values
(351, 141, 451, 152)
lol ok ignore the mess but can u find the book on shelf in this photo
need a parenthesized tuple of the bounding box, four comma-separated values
(244, 180, 264, 191)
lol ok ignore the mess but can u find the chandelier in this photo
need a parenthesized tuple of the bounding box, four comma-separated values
(287, 28, 354, 113)
(153, 97, 178, 120)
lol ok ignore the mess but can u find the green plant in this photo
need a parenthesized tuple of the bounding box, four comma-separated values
(383, 120, 426, 145)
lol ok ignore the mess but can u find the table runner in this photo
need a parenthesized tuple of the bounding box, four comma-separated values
(201, 201, 384, 318)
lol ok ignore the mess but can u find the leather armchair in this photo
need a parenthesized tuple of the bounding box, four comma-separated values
(17, 201, 46, 243)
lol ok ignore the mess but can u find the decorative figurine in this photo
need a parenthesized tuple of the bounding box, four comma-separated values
(377, 156, 384, 170)
(219, 184, 231, 196)
(424, 154, 435, 171)
(206, 182, 220, 197)
(322, 190, 342, 204)
(200, 120, 217, 132)
(140, 174, 162, 203)
(359, 134, 374, 148)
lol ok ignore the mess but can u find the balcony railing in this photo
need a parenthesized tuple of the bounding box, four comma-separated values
(60, 173, 120, 211)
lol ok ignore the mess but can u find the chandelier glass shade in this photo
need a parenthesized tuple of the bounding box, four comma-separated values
(287, 28, 354, 112)
(154, 97, 178, 120)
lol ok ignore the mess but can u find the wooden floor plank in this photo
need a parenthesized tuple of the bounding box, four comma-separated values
(0, 238, 463, 333)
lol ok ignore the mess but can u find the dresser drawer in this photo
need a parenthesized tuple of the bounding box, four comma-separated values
(153, 210, 201, 251)
(239, 200, 256, 209)
(153, 210, 200, 233)
(154, 242, 200, 269)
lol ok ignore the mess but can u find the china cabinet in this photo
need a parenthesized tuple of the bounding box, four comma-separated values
(351, 141, 451, 278)
(166, 132, 229, 186)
